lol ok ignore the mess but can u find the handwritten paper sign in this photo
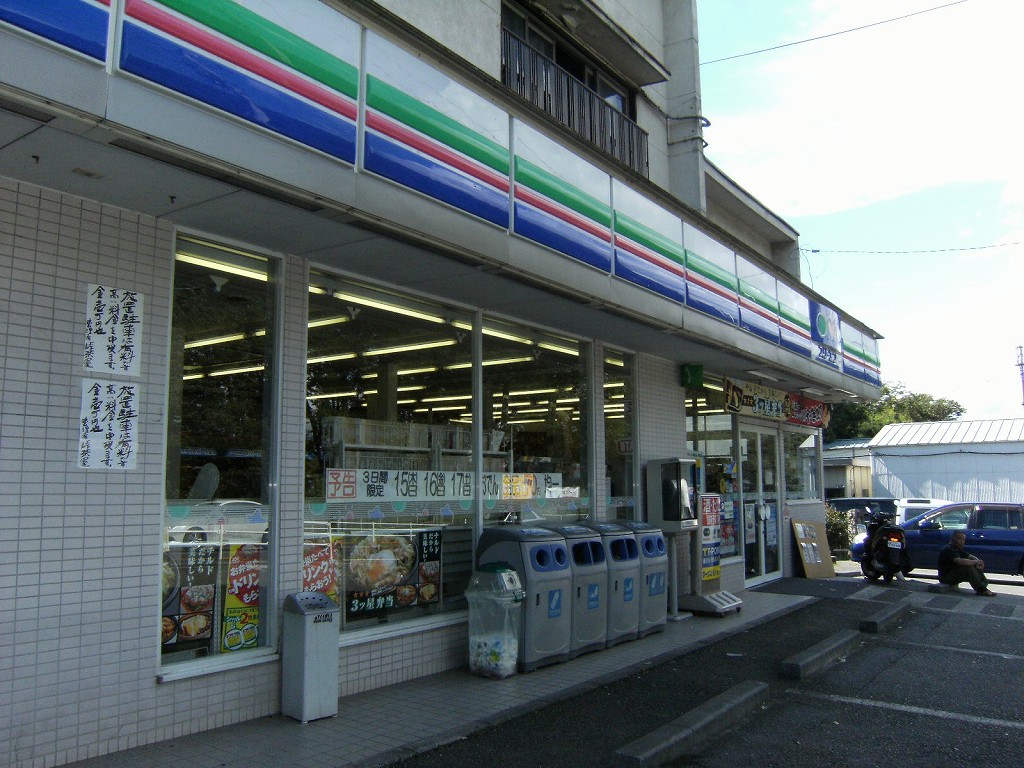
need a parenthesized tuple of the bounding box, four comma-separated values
(78, 378, 139, 469)
(83, 284, 143, 377)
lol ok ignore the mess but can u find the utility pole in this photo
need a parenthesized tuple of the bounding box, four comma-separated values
(1018, 346, 1024, 407)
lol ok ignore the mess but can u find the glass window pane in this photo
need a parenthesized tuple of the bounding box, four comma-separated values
(481, 318, 590, 525)
(687, 389, 738, 558)
(303, 272, 474, 629)
(784, 429, 819, 500)
(163, 236, 279, 663)
(604, 350, 635, 520)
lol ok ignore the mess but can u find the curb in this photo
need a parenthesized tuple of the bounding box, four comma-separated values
(859, 601, 911, 633)
(778, 629, 861, 680)
(614, 680, 769, 766)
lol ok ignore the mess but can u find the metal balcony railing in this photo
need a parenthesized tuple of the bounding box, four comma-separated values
(501, 29, 649, 177)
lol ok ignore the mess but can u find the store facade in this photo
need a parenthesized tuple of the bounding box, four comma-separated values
(0, 1, 881, 765)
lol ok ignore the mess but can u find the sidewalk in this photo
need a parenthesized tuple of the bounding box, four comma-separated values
(66, 589, 816, 768)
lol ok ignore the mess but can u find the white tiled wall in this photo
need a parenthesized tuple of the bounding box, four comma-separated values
(0, 177, 709, 767)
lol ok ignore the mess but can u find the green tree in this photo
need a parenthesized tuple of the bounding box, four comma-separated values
(824, 382, 964, 442)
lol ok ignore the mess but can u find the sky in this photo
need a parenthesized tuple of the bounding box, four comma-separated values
(694, 0, 1024, 420)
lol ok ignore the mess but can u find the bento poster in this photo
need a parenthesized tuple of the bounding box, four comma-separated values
(162, 545, 218, 651)
(222, 544, 261, 652)
(341, 530, 442, 620)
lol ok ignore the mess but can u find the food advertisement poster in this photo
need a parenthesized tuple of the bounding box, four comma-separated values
(336, 529, 442, 620)
(302, 536, 338, 602)
(162, 545, 218, 651)
(222, 544, 262, 652)
(699, 494, 722, 581)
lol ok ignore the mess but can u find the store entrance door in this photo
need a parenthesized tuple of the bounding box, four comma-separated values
(740, 424, 781, 585)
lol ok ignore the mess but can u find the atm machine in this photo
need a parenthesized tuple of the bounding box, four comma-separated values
(645, 457, 741, 616)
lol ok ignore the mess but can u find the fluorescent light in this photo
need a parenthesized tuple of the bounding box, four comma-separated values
(703, 382, 724, 392)
(800, 387, 827, 397)
(365, 340, 456, 356)
(184, 333, 246, 349)
(421, 394, 472, 403)
(209, 364, 265, 377)
(603, 381, 625, 389)
(182, 373, 204, 381)
(537, 342, 578, 356)
(398, 366, 439, 376)
(176, 253, 267, 282)
(307, 352, 357, 365)
(496, 388, 558, 397)
(745, 369, 781, 382)
(332, 291, 445, 324)
(308, 316, 349, 329)
(445, 356, 533, 370)
(397, 385, 425, 392)
(481, 327, 533, 344)
(307, 390, 361, 400)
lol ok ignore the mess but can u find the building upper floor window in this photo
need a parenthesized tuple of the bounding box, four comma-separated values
(500, 1, 647, 175)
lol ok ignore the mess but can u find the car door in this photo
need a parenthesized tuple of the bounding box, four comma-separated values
(964, 505, 1024, 576)
(906, 504, 971, 570)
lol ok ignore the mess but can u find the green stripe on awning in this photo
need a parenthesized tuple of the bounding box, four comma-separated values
(514, 156, 611, 227)
(155, 0, 359, 97)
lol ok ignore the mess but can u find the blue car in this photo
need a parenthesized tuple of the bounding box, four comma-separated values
(902, 502, 1024, 576)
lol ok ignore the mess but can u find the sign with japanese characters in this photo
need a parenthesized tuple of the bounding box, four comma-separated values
(700, 494, 722, 581)
(722, 378, 829, 427)
(161, 545, 218, 651)
(325, 468, 562, 502)
(78, 378, 139, 469)
(83, 284, 143, 377)
(339, 529, 442, 621)
(222, 544, 263, 651)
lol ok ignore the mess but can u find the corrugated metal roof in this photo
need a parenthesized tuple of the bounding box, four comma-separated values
(869, 419, 1024, 447)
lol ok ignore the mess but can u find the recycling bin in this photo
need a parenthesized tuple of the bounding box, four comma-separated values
(465, 564, 526, 679)
(584, 522, 640, 647)
(622, 521, 669, 637)
(476, 526, 572, 671)
(281, 591, 341, 722)
(539, 522, 607, 657)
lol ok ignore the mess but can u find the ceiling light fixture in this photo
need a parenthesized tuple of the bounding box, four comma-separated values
(745, 369, 781, 382)
(331, 291, 445, 324)
(176, 253, 267, 282)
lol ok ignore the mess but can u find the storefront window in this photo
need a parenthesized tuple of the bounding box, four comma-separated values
(481, 319, 590, 525)
(604, 350, 636, 519)
(163, 236, 280, 663)
(304, 272, 474, 628)
(784, 429, 820, 499)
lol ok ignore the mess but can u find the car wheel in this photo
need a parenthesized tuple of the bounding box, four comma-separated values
(183, 528, 207, 543)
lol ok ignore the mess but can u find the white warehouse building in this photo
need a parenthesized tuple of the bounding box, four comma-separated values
(871, 419, 1024, 503)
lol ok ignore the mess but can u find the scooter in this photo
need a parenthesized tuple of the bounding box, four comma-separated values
(850, 509, 912, 583)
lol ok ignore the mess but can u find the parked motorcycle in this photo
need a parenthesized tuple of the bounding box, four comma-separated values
(850, 509, 913, 583)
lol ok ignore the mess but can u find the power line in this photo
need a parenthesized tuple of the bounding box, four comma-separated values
(800, 242, 1021, 255)
(701, 1, 968, 66)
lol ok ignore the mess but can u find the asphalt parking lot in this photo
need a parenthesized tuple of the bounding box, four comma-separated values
(385, 571, 1024, 768)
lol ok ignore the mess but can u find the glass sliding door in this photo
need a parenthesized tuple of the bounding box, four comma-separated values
(740, 424, 781, 583)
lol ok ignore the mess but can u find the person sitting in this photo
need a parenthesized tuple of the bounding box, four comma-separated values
(937, 531, 995, 596)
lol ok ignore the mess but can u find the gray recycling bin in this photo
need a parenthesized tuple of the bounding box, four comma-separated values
(465, 564, 525, 679)
(281, 591, 341, 722)
(476, 526, 572, 672)
(584, 523, 640, 647)
(622, 521, 669, 637)
(539, 522, 607, 658)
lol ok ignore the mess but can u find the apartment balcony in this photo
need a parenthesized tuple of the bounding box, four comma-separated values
(501, 29, 649, 177)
